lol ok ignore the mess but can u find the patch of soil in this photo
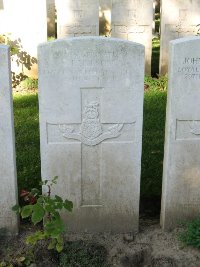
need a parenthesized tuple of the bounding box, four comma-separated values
(1, 219, 200, 267)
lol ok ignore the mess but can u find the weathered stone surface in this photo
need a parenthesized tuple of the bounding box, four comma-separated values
(0, 0, 5, 35)
(2, 0, 47, 78)
(161, 37, 200, 230)
(111, 0, 153, 74)
(56, 0, 99, 38)
(38, 37, 144, 232)
(160, 0, 200, 75)
(0, 45, 18, 235)
(47, 0, 56, 38)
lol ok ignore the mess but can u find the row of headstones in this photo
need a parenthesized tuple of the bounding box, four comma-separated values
(1, 35, 200, 235)
(1, 0, 200, 76)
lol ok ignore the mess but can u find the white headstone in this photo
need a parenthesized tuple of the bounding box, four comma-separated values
(47, 0, 56, 38)
(0, 0, 5, 35)
(111, 0, 153, 74)
(2, 0, 47, 78)
(160, 0, 200, 75)
(161, 37, 200, 230)
(38, 37, 144, 233)
(56, 0, 99, 38)
(0, 45, 18, 235)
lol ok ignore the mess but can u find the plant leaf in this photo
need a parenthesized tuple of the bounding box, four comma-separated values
(63, 199, 73, 212)
(31, 203, 45, 225)
(56, 242, 64, 252)
(21, 205, 33, 218)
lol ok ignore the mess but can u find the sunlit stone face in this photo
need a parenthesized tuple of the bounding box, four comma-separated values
(38, 37, 144, 233)
(0, 45, 18, 235)
(111, 0, 153, 74)
(56, 0, 99, 38)
(159, 0, 200, 75)
(161, 37, 200, 230)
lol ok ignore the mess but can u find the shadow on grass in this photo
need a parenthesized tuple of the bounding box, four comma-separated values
(13, 93, 41, 197)
(140, 88, 167, 217)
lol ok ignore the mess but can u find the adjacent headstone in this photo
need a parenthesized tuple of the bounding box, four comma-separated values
(38, 37, 144, 232)
(47, 0, 56, 38)
(2, 0, 47, 78)
(0, 45, 18, 235)
(160, 0, 200, 75)
(56, 0, 99, 38)
(0, 0, 5, 35)
(111, 0, 153, 74)
(161, 37, 200, 230)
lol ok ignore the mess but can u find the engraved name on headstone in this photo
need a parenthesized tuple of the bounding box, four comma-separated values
(111, 0, 153, 74)
(38, 37, 144, 232)
(160, 0, 200, 75)
(56, 0, 99, 38)
(161, 37, 200, 230)
(0, 45, 18, 235)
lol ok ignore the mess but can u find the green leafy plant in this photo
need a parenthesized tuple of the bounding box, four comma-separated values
(179, 215, 200, 248)
(12, 176, 73, 253)
(20, 77, 38, 90)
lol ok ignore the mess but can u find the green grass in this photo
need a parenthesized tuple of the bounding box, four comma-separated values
(13, 76, 167, 202)
(59, 241, 107, 267)
(13, 92, 41, 195)
(179, 215, 200, 248)
(141, 78, 167, 197)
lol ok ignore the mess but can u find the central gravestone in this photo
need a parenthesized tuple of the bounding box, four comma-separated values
(111, 0, 153, 74)
(56, 0, 99, 38)
(38, 37, 144, 232)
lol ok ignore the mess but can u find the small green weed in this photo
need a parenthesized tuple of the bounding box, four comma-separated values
(20, 78, 38, 90)
(12, 176, 73, 253)
(179, 216, 200, 248)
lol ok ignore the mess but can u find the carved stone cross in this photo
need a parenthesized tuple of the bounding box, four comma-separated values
(49, 88, 135, 207)
(166, 9, 197, 38)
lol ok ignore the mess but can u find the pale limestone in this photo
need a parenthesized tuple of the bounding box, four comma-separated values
(47, 0, 56, 38)
(160, 0, 200, 75)
(161, 37, 200, 230)
(2, 0, 47, 78)
(0, 45, 18, 235)
(38, 37, 144, 233)
(111, 0, 153, 74)
(56, 0, 99, 38)
(0, 0, 5, 35)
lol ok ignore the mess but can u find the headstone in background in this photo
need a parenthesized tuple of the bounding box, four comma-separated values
(0, 45, 18, 235)
(2, 0, 47, 79)
(38, 37, 144, 232)
(56, 0, 99, 38)
(111, 0, 153, 74)
(0, 0, 5, 35)
(47, 0, 56, 38)
(161, 37, 200, 230)
(159, 0, 200, 75)
(99, 0, 111, 36)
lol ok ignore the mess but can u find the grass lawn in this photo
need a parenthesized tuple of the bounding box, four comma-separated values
(13, 76, 167, 207)
(13, 92, 41, 196)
